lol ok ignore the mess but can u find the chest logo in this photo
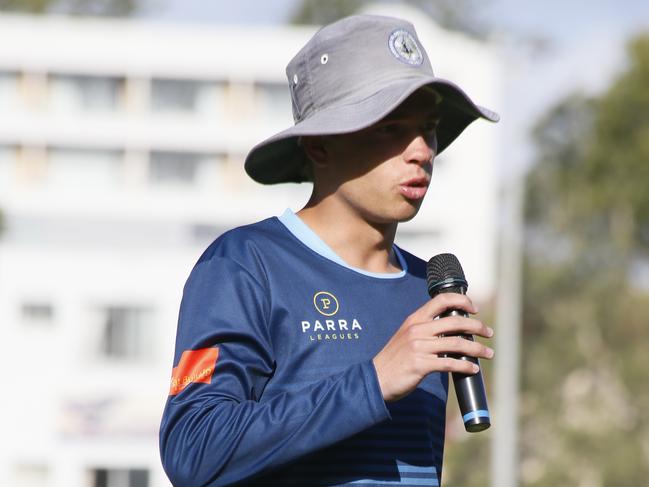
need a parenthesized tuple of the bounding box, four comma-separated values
(303, 291, 362, 342)
(313, 291, 339, 316)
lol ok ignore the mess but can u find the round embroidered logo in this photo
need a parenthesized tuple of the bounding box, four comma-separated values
(388, 29, 423, 65)
(313, 291, 339, 316)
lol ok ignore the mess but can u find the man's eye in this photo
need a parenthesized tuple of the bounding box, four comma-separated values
(376, 123, 401, 134)
(423, 121, 440, 133)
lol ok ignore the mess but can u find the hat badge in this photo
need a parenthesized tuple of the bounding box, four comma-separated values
(388, 29, 423, 65)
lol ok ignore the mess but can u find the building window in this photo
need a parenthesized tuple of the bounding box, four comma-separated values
(0, 71, 19, 110)
(48, 147, 122, 188)
(150, 78, 224, 115)
(90, 468, 149, 487)
(149, 151, 199, 184)
(49, 74, 123, 113)
(255, 82, 292, 124)
(21, 301, 54, 325)
(191, 223, 225, 245)
(0, 144, 15, 187)
(98, 306, 150, 361)
(149, 151, 221, 187)
(151, 79, 198, 112)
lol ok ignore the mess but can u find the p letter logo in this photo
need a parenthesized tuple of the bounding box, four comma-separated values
(313, 291, 339, 316)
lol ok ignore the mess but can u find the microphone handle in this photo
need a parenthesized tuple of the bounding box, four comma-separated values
(438, 292, 491, 432)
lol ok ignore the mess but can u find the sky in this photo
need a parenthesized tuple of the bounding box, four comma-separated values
(138, 0, 649, 177)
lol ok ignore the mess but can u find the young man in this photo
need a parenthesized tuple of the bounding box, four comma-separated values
(160, 14, 498, 487)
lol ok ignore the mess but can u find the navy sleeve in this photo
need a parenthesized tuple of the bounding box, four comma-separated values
(159, 254, 390, 486)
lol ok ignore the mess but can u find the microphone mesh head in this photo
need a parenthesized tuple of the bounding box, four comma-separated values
(426, 253, 467, 294)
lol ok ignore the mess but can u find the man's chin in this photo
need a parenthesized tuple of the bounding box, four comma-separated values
(397, 200, 424, 222)
(398, 213, 418, 223)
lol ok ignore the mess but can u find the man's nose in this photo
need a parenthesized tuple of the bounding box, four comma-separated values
(406, 133, 436, 166)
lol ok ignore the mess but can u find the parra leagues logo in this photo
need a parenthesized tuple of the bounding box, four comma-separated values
(301, 291, 362, 342)
(313, 291, 339, 316)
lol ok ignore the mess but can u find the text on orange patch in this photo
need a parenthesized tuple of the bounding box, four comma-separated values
(169, 347, 219, 396)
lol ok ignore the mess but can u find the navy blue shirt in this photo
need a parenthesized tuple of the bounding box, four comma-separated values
(160, 214, 448, 486)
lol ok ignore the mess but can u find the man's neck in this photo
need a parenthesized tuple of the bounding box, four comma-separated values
(297, 198, 401, 274)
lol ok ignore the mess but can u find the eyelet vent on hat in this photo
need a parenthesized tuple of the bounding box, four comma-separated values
(288, 75, 302, 122)
(321, 54, 329, 64)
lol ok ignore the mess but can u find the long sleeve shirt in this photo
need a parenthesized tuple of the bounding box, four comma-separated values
(159, 214, 448, 486)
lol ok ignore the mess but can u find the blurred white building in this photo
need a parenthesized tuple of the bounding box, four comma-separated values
(0, 5, 501, 487)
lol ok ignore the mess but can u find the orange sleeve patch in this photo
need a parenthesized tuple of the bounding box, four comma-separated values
(169, 347, 219, 396)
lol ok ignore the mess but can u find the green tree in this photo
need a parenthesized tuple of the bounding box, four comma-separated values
(0, 0, 137, 16)
(520, 34, 649, 486)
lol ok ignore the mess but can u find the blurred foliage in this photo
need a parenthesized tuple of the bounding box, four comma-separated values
(290, 0, 491, 39)
(520, 34, 649, 486)
(0, 0, 47, 11)
(0, 0, 137, 15)
(444, 430, 491, 487)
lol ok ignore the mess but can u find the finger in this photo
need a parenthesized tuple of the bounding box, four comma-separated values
(426, 356, 480, 375)
(407, 317, 492, 341)
(410, 293, 478, 323)
(420, 335, 494, 360)
(427, 315, 493, 339)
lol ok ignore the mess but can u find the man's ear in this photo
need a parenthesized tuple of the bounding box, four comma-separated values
(301, 136, 329, 167)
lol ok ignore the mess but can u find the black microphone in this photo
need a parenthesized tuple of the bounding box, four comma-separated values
(426, 253, 490, 433)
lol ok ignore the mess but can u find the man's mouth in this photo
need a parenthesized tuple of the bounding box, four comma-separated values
(399, 177, 430, 200)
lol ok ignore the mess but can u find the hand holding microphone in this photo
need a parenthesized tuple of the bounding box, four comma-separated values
(426, 253, 491, 432)
(372, 253, 493, 432)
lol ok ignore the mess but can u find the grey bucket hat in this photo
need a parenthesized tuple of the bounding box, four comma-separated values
(244, 14, 499, 185)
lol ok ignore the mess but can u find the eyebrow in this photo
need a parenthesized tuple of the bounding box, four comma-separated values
(382, 110, 441, 122)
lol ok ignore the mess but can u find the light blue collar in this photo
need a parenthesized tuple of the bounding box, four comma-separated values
(278, 208, 407, 279)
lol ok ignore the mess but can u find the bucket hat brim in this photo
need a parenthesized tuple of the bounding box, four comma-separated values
(244, 75, 499, 185)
